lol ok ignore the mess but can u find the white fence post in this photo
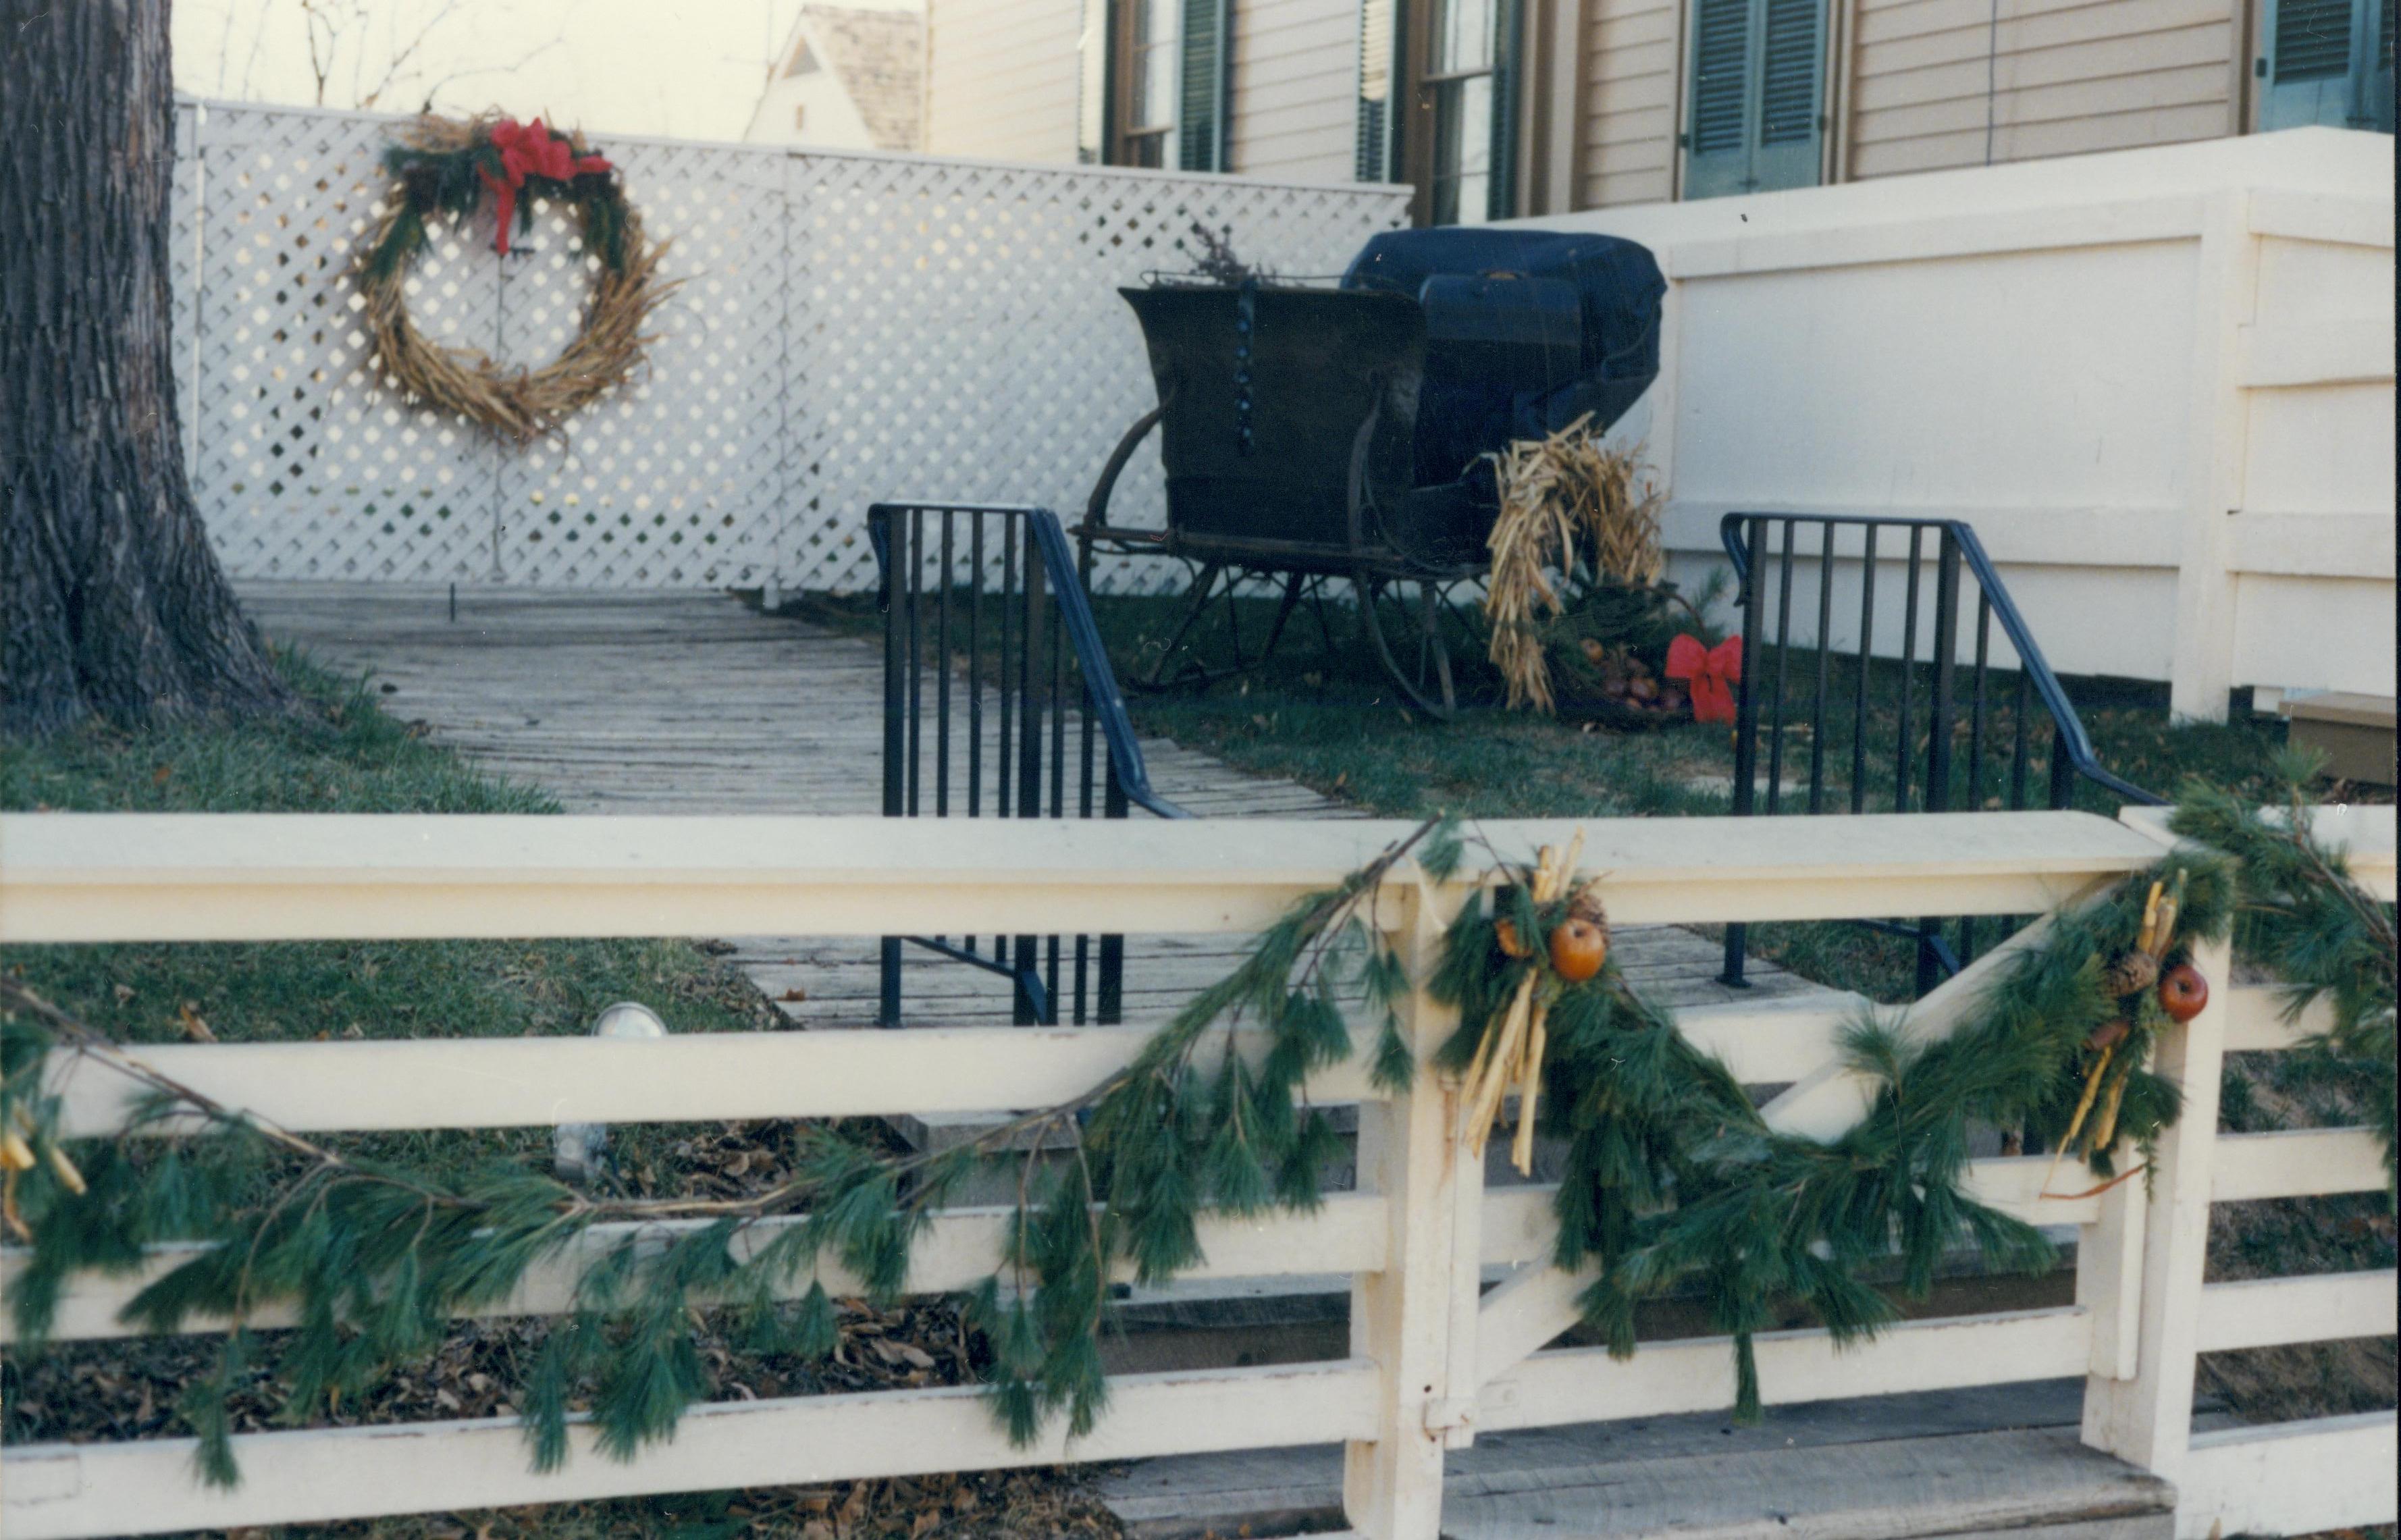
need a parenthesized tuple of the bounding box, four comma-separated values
(2080, 933, 2233, 1481)
(2167, 191, 2259, 723)
(1343, 879, 1470, 1539)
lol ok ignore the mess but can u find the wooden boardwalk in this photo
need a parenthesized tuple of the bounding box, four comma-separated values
(242, 585, 1820, 1028)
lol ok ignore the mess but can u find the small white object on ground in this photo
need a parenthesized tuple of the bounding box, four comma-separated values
(554, 1001, 669, 1184)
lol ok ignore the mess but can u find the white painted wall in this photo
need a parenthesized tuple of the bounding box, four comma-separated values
(1521, 127, 2396, 716)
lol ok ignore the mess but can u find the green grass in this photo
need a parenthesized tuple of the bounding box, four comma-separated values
(0, 649, 782, 1183)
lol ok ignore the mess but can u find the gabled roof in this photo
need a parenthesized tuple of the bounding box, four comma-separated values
(785, 5, 925, 152)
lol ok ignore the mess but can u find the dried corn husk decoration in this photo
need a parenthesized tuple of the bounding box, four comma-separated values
(1484, 417, 1664, 712)
(354, 113, 679, 444)
(1461, 830, 1587, 1175)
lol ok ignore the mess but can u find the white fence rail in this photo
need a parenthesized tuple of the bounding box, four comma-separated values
(1, 807, 2392, 1539)
(166, 99, 1410, 594)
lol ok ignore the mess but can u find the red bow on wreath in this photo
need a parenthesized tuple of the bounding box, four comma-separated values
(481, 118, 612, 255)
(1666, 634, 1743, 724)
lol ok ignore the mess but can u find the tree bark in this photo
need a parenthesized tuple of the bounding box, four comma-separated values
(2, 0, 290, 735)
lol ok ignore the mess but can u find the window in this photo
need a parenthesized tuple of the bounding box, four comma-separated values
(793, 104, 808, 130)
(1122, 0, 1178, 166)
(1427, 0, 1498, 223)
(2259, 0, 2396, 132)
(1683, 0, 1826, 198)
(784, 40, 820, 78)
(1085, 0, 1230, 169)
(1355, 0, 1523, 222)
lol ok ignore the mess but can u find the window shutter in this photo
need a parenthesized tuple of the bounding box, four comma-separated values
(1485, 0, 1525, 218)
(1355, 0, 1400, 180)
(1179, 0, 1231, 170)
(1683, 0, 1754, 197)
(2371, 0, 2396, 129)
(1683, 0, 1822, 198)
(1749, 0, 1823, 190)
(2262, 0, 2362, 125)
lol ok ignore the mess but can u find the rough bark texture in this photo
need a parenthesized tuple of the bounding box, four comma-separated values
(2, 0, 290, 735)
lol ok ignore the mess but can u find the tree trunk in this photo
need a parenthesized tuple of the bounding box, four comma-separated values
(2, 0, 290, 735)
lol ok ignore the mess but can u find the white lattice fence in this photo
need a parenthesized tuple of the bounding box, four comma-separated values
(169, 99, 1411, 592)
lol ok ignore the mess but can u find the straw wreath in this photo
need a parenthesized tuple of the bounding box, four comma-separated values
(354, 113, 677, 444)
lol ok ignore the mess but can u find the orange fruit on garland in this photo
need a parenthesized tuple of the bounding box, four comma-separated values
(1549, 918, 1608, 982)
(2157, 963, 2209, 1023)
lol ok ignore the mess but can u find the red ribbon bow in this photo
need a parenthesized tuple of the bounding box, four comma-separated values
(479, 118, 612, 255)
(1665, 634, 1743, 724)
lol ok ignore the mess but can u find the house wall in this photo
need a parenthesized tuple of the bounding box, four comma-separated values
(1229, 0, 1360, 180)
(746, 56, 882, 149)
(1578, 0, 1683, 207)
(1845, 0, 2241, 182)
(924, 0, 1086, 161)
(1520, 128, 2396, 713)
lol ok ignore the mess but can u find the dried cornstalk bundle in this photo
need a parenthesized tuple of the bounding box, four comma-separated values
(353, 113, 679, 444)
(1483, 414, 1664, 712)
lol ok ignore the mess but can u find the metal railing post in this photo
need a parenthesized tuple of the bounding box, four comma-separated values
(1721, 514, 1768, 986)
(1918, 529, 1962, 996)
(878, 509, 909, 1027)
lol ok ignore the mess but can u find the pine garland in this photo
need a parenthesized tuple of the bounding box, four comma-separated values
(24, 797, 2385, 1479)
(2170, 757, 2398, 1198)
(0, 820, 1452, 1487)
(1429, 832, 2232, 1418)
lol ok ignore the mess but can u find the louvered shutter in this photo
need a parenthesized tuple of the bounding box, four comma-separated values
(1683, 0, 1824, 198)
(1356, 0, 1400, 180)
(2371, 0, 2395, 128)
(1485, 0, 1525, 217)
(1683, 0, 1751, 196)
(2263, 0, 2360, 124)
(1749, 0, 1823, 188)
(1179, 0, 1231, 169)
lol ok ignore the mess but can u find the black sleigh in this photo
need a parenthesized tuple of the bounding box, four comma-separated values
(1075, 228, 1666, 718)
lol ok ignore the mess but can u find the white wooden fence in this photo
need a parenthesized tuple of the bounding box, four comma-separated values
(1, 807, 2392, 1539)
(166, 99, 1411, 595)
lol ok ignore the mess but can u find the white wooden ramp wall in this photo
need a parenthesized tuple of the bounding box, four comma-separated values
(1, 807, 2392, 1540)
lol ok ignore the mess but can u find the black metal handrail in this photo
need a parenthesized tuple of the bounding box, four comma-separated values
(1718, 512, 2162, 994)
(871, 502, 1187, 1029)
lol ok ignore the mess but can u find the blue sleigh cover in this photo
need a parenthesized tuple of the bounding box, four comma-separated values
(1342, 227, 1666, 489)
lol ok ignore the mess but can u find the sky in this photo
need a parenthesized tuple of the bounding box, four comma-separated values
(171, 0, 920, 144)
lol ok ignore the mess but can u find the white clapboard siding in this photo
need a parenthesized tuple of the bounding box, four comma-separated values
(1481, 1306, 2091, 1433)
(0, 809, 2172, 944)
(2211, 1126, 2390, 1202)
(1, 1195, 1390, 1346)
(1229, 0, 1360, 182)
(922, 0, 1086, 163)
(2176, 1412, 2401, 1540)
(2, 1359, 1381, 1540)
(1580, 0, 1680, 207)
(2194, 1269, 2400, 1353)
(1847, 0, 2234, 182)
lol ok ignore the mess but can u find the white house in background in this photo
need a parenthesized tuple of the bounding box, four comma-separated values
(744, 3, 927, 152)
